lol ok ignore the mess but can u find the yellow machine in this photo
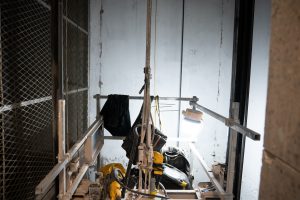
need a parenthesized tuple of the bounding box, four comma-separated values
(153, 151, 164, 176)
(99, 163, 126, 200)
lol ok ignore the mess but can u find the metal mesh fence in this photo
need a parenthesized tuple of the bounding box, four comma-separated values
(63, 0, 89, 150)
(0, 0, 89, 199)
(0, 0, 54, 199)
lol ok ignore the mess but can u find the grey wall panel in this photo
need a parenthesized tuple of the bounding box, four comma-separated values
(149, 0, 183, 146)
(99, 0, 147, 167)
(180, 0, 234, 183)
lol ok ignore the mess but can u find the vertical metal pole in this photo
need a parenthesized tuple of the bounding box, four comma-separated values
(177, 0, 185, 147)
(50, 0, 60, 196)
(58, 100, 66, 199)
(0, 7, 5, 200)
(57, 1, 65, 198)
(58, 0, 64, 99)
(138, 0, 152, 193)
(226, 102, 239, 195)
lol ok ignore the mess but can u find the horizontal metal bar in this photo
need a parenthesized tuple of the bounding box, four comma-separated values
(64, 164, 89, 199)
(68, 119, 103, 159)
(165, 190, 199, 194)
(191, 102, 260, 141)
(63, 16, 88, 35)
(191, 102, 227, 123)
(102, 136, 125, 140)
(230, 122, 260, 140)
(189, 143, 226, 194)
(167, 137, 196, 142)
(35, 118, 103, 195)
(99, 95, 197, 102)
(64, 87, 88, 95)
(102, 136, 197, 143)
(0, 96, 52, 113)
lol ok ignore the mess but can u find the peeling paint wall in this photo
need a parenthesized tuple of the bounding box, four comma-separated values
(93, 0, 235, 184)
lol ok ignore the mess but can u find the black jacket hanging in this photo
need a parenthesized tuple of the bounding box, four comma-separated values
(100, 94, 131, 136)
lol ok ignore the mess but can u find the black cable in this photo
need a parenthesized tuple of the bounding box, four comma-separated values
(113, 169, 169, 199)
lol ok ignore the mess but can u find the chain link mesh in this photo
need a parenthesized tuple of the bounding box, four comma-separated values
(0, 0, 89, 199)
(1, 0, 54, 199)
(63, 0, 88, 150)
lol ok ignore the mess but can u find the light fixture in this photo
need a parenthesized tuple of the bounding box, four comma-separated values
(182, 97, 203, 123)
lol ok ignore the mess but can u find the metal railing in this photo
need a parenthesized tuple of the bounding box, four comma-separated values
(35, 99, 104, 200)
(35, 95, 261, 199)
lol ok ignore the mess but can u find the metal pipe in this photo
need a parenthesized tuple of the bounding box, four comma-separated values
(177, 0, 185, 147)
(138, 0, 153, 193)
(58, 0, 64, 100)
(58, 100, 66, 198)
(63, 164, 89, 199)
(189, 143, 226, 194)
(99, 95, 197, 102)
(102, 136, 126, 140)
(99, 95, 260, 140)
(190, 102, 260, 141)
(63, 87, 88, 95)
(35, 118, 103, 195)
(0, 96, 52, 113)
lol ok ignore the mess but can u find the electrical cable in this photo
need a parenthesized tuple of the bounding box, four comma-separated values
(158, 182, 168, 197)
(113, 168, 169, 199)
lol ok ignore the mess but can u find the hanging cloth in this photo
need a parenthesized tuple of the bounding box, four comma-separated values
(100, 94, 131, 136)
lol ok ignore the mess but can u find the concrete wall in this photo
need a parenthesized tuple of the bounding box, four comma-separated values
(259, 0, 300, 199)
(240, 0, 271, 199)
(179, 0, 234, 183)
(98, 0, 147, 166)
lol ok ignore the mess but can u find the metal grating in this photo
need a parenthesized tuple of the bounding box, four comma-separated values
(0, 0, 54, 199)
(63, 0, 89, 150)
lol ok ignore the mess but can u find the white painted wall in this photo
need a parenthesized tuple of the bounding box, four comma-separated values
(240, 0, 271, 199)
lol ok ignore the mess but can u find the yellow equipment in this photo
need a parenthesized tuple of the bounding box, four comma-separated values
(99, 163, 125, 200)
(153, 151, 164, 176)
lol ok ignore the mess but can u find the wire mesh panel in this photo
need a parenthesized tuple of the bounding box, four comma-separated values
(0, 0, 54, 199)
(63, 0, 89, 150)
